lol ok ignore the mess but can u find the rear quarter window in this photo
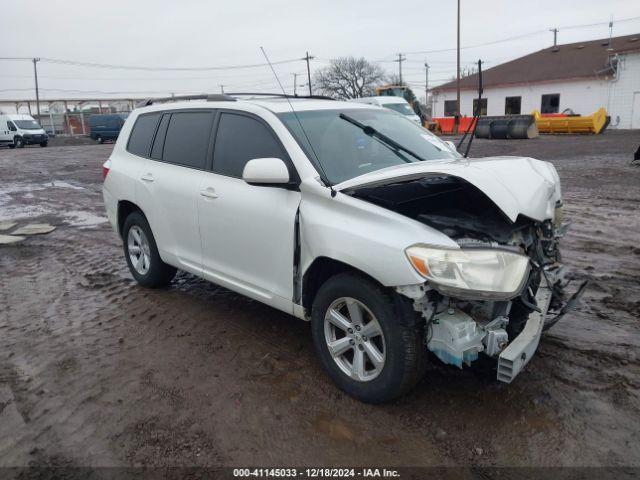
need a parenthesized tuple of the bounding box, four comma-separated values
(127, 113, 161, 157)
(161, 112, 213, 169)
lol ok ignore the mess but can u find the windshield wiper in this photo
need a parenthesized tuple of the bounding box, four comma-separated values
(339, 113, 427, 163)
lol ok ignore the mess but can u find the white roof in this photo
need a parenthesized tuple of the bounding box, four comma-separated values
(246, 98, 373, 113)
(133, 97, 376, 115)
(353, 96, 409, 105)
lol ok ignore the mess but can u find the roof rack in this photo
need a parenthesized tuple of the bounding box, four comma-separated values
(226, 92, 335, 101)
(135, 92, 334, 108)
(135, 94, 236, 108)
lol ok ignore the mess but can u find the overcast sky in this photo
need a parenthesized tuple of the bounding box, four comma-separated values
(1, 0, 639, 102)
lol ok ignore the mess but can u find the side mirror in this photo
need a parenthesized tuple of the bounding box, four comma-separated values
(242, 158, 290, 185)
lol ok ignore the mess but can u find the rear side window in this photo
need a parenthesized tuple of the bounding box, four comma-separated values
(150, 114, 170, 160)
(213, 113, 286, 178)
(162, 112, 213, 169)
(127, 113, 161, 157)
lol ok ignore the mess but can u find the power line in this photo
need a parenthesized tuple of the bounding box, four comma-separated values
(0, 56, 304, 72)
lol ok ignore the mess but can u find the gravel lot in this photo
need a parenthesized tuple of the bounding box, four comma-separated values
(1, 131, 639, 471)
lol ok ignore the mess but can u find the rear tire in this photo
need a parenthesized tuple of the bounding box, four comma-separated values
(311, 273, 426, 403)
(97, 135, 104, 144)
(122, 211, 176, 288)
(39, 141, 48, 147)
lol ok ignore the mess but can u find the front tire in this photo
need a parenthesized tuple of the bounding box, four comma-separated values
(311, 273, 426, 403)
(40, 141, 48, 147)
(14, 137, 24, 148)
(122, 211, 176, 288)
(97, 135, 104, 144)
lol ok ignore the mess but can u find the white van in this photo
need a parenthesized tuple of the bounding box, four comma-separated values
(0, 113, 49, 148)
(350, 96, 422, 125)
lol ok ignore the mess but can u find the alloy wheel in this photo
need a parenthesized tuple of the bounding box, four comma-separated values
(323, 297, 386, 382)
(127, 225, 151, 275)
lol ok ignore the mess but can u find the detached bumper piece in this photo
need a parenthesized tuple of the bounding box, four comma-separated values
(497, 278, 553, 383)
(543, 279, 589, 331)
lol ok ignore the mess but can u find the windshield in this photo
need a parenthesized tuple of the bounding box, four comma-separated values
(384, 103, 415, 116)
(14, 120, 42, 130)
(278, 108, 456, 185)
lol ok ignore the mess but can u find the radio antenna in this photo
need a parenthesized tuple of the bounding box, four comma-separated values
(259, 47, 337, 197)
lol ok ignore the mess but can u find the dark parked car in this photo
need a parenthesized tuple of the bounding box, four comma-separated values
(89, 114, 128, 143)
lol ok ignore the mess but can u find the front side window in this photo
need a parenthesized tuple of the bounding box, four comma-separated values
(213, 113, 286, 178)
(278, 108, 457, 185)
(7, 121, 17, 132)
(162, 112, 213, 169)
(505, 96, 521, 115)
(541, 94, 560, 114)
(444, 100, 457, 117)
(127, 113, 161, 157)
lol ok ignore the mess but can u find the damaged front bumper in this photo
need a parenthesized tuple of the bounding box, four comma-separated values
(496, 276, 553, 382)
(497, 274, 588, 382)
(399, 264, 587, 383)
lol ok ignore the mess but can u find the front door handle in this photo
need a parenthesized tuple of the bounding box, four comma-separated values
(200, 187, 219, 199)
(140, 173, 154, 183)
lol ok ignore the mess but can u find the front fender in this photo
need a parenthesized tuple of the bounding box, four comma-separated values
(299, 186, 458, 287)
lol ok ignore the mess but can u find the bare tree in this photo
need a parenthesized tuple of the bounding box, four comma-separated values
(314, 57, 387, 99)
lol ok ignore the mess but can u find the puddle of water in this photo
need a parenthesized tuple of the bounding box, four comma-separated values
(0, 181, 87, 221)
(0, 205, 54, 222)
(48, 181, 85, 190)
(63, 210, 107, 228)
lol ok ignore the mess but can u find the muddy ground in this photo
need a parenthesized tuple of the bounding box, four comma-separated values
(0, 131, 639, 471)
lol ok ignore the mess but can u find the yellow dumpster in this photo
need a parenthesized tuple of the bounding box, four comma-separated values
(532, 107, 608, 134)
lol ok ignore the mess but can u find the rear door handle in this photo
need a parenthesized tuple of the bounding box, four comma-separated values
(200, 187, 218, 199)
(140, 173, 154, 183)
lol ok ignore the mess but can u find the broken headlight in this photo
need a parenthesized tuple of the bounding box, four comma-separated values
(405, 245, 530, 300)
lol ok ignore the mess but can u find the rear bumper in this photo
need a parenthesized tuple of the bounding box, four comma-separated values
(102, 187, 118, 234)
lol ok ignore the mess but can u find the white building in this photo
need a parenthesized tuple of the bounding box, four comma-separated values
(432, 33, 640, 129)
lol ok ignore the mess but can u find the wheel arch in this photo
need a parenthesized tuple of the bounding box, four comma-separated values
(301, 256, 385, 312)
(117, 200, 145, 239)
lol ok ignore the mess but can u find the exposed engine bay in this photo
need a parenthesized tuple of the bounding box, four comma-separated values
(347, 174, 587, 382)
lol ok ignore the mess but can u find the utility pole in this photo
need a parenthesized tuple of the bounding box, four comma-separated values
(454, 0, 461, 134)
(303, 52, 314, 95)
(220, 85, 225, 94)
(550, 28, 559, 47)
(394, 53, 406, 85)
(424, 61, 430, 113)
(292, 73, 299, 96)
(32, 58, 41, 119)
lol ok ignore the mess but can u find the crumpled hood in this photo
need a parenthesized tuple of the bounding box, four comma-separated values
(335, 156, 562, 223)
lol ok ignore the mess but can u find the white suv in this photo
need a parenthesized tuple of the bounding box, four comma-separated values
(103, 94, 581, 403)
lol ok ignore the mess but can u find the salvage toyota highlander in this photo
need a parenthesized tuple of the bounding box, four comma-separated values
(102, 94, 585, 403)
